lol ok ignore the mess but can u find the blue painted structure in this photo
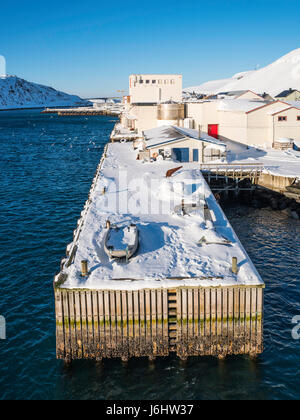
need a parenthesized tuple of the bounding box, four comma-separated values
(193, 149, 199, 162)
(173, 148, 189, 162)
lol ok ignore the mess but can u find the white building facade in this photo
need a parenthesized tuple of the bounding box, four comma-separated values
(186, 100, 300, 148)
(129, 74, 182, 104)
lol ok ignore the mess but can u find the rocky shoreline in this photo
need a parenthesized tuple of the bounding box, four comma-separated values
(221, 187, 300, 220)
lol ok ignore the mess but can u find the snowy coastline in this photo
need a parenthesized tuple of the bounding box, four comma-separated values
(0, 75, 89, 110)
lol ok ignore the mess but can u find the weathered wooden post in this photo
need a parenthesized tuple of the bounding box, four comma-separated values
(232, 257, 238, 275)
(81, 260, 89, 277)
(202, 142, 205, 164)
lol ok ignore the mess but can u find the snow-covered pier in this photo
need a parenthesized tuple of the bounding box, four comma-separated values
(54, 142, 264, 362)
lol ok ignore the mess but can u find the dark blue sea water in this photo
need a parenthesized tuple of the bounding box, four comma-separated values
(0, 110, 299, 400)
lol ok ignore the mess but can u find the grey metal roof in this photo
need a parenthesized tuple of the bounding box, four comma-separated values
(275, 89, 300, 98)
(131, 102, 158, 106)
(218, 90, 249, 96)
(144, 126, 187, 149)
(144, 125, 226, 150)
(261, 92, 273, 99)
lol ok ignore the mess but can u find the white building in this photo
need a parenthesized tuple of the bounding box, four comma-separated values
(186, 99, 300, 148)
(129, 74, 182, 104)
(122, 73, 300, 150)
(121, 102, 187, 135)
(140, 125, 227, 163)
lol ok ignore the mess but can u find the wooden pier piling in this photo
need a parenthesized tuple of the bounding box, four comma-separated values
(55, 285, 264, 361)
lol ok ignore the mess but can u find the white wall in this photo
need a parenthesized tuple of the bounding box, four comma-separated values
(246, 102, 289, 147)
(273, 108, 300, 143)
(130, 105, 158, 133)
(148, 138, 220, 163)
(236, 91, 264, 101)
(187, 102, 219, 132)
(126, 104, 182, 134)
(218, 111, 248, 144)
(129, 74, 182, 104)
(187, 100, 300, 148)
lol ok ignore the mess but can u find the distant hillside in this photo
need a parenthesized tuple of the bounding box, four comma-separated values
(184, 48, 300, 96)
(184, 71, 255, 95)
(0, 76, 90, 110)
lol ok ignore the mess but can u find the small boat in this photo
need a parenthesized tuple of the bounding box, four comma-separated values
(104, 222, 139, 260)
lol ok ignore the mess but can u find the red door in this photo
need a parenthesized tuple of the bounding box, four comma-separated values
(208, 124, 219, 139)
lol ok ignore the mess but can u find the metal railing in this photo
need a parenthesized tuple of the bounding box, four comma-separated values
(200, 163, 264, 171)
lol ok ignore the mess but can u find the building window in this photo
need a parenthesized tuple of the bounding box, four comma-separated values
(139, 80, 143, 84)
(278, 116, 287, 121)
(164, 80, 169, 84)
(297, 116, 300, 121)
(152, 80, 156, 84)
(146, 80, 150, 84)
(170, 80, 175, 84)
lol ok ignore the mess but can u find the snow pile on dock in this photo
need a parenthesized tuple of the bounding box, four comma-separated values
(57, 143, 263, 291)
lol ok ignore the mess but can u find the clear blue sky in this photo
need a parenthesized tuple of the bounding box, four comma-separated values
(1, 0, 300, 98)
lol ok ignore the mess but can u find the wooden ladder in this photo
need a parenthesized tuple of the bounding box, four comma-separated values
(168, 289, 178, 352)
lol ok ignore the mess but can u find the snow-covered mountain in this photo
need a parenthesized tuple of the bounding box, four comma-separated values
(184, 71, 255, 95)
(184, 48, 300, 97)
(0, 75, 90, 110)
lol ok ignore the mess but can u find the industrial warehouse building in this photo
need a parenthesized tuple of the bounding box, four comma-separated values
(121, 74, 184, 133)
(121, 74, 300, 150)
(121, 101, 187, 134)
(187, 99, 300, 148)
